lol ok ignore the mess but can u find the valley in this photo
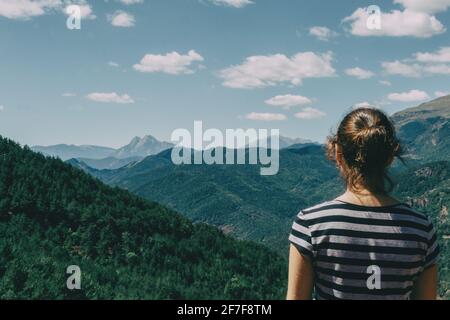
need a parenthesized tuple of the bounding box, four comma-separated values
(1, 96, 448, 299)
(70, 96, 450, 298)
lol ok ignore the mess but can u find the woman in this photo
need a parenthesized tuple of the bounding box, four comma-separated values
(287, 108, 439, 300)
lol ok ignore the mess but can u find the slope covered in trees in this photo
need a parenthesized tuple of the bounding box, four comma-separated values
(0, 136, 286, 299)
(392, 95, 450, 163)
(83, 145, 343, 251)
(393, 161, 450, 299)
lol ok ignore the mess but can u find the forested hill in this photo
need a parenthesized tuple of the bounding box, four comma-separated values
(83, 145, 343, 251)
(392, 95, 450, 162)
(0, 136, 286, 299)
(393, 161, 450, 298)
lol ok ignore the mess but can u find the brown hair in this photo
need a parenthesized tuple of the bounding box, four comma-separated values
(326, 108, 401, 194)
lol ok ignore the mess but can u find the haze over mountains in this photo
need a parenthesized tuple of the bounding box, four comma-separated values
(31, 144, 116, 161)
(32, 134, 316, 170)
(32, 135, 174, 169)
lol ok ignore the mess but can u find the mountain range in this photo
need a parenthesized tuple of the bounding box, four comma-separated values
(0, 136, 286, 299)
(78, 145, 342, 251)
(32, 135, 174, 169)
(3, 95, 448, 299)
(77, 96, 449, 248)
(69, 96, 450, 298)
(32, 135, 311, 170)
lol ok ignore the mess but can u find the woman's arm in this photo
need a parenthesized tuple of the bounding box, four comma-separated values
(411, 265, 438, 300)
(286, 244, 314, 300)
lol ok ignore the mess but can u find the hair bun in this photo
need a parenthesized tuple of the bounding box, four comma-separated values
(326, 107, 402, 193)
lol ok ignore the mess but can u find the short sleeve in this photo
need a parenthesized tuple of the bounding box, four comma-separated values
(423, 218, 439, 270)
(289, 211, 313, 259)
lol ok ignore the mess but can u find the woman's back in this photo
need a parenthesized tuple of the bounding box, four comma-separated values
(289, 199, 439, 300)
(287, 107, 439, 300)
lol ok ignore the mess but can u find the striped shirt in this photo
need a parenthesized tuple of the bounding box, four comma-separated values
(289, 200, 440, 300)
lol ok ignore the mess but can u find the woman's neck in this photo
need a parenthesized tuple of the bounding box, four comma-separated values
(336, 188, 401, 207)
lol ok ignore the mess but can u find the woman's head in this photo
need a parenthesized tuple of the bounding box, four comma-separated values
(327, 107, 401, 194)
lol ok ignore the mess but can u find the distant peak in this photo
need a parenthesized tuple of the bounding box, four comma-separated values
(142, 135, 157, 141)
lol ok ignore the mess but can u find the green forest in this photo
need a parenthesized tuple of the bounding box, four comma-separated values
(0, 136, 287, 299)
(393, 161, 450, 298)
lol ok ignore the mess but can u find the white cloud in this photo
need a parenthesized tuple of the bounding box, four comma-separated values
(382, 47, 450, 77)
(245, 112, 287, 121)
(415, 47, 450, 63)
(108, 61, 120, 67)
(209, 0, 253, 8)
(0, 105, 4, 111)
(0, 0, 98, 20)
(66, 1, 96, 19)
(379, 80, 392, 86)
(309, 26, 338, 41)
(265, 94, 312, 109)
(387, 90, 429, 102)
(62, 92, 76, 97)
(345, 67, 375, 79)
(0, 0, 61, 19)
(393, 0, 450, 14)
(294, 107, 326, 120)
(108, 10, 135, 27)
(435, 91, 449, 97)
(219, 52, 335, 89)
(343, 7, 445, 38)
(86, 92, 135, 104)
(381, 60, 422, 77)
(422, 64, 450, 74)
(118, 0, 144, 4)
(353, 102, 372, 109)
(133, 50, 204, 75)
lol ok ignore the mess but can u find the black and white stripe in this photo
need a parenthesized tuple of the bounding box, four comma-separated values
(289, 200, 439, 300)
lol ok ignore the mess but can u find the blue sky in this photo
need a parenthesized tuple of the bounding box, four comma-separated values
(0, 0, 450, 148)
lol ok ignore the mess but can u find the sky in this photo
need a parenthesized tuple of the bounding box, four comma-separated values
(0, 0, 450, 148)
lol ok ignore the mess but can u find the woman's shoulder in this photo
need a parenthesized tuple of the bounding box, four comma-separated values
(297, 199, 432, 226)
(298, 200, 340, 215)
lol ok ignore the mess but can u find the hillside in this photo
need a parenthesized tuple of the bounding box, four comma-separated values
(0, 136, 286, 299)
(393, 161, 450, 299)
(84, 145, 343, 250)
(392, 95, 450, 162)
(76, 156, 143, 170)
(78, 145, 450, 298)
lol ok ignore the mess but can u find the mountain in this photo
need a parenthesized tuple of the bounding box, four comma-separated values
(86, 145, 343, 251)
(112, 135, 173, 159)
(32, 135, 174, 165)
(79, 146, 450, 299)
(246, 135, 315, 150)
(278, 136, 315, 149)
(31, 144, 115, 161)
(392, 95, 450, 163)
(74, 98, 449, 298)
(0, 136, 286, 299)
(76, 156, 143, 170)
